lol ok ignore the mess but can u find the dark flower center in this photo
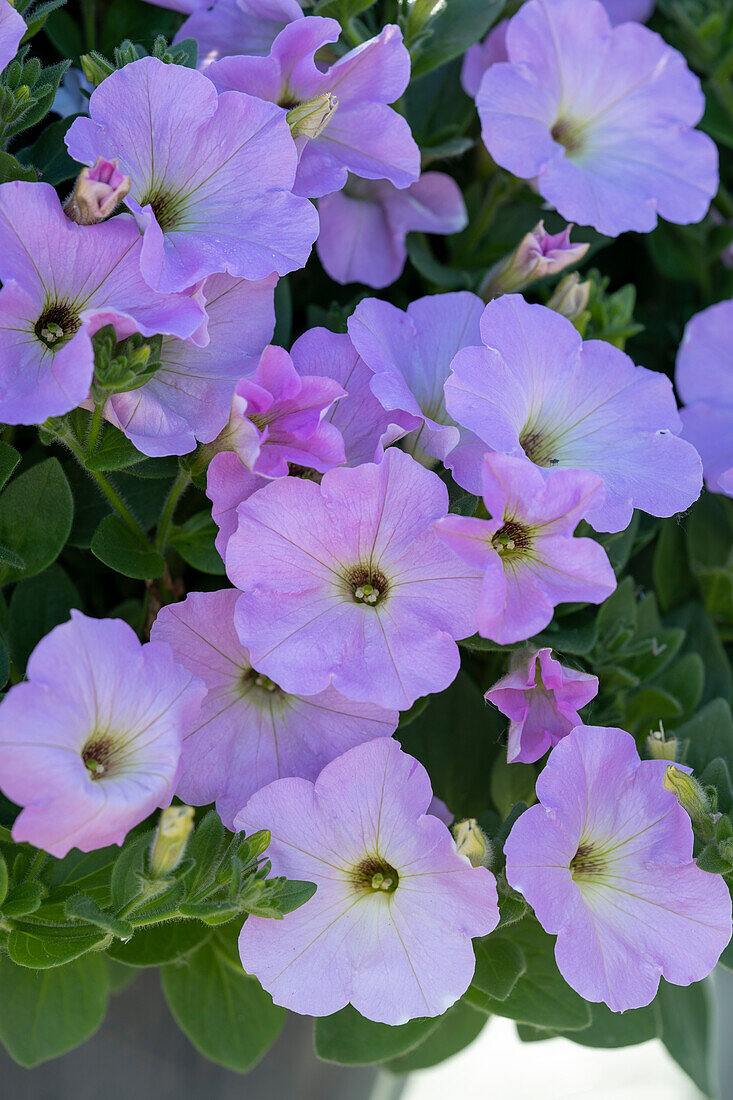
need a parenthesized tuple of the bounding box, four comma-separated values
(34, 302, 81, 350)
(491, 520, 532, 555)
(353, 856, 399, 894)
(519, 425, 559, 467)
(139, 186, 188, 232)
(240, 668, 283, 697)
(551, 118, 584, 155)
(348, 566, 389, 606)
(570, 842, 605, 877)
(82, 738, 113, 779)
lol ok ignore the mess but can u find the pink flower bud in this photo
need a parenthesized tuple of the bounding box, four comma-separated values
(480, 220, 589, 301)
(64, 156, 131, 225)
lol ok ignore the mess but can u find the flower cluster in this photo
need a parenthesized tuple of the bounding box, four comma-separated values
(0, 0, 729, 1068)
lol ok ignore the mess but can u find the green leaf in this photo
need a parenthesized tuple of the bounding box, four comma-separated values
(110, 832, 151, 910)
(655, 979, 717, 1097)
(399, 671, 503, 817)
(170, 512, 226, 575)
(315, 1004, 439, 1065)
(7, 924, 108, 968)
(385, 1000, 488, 1073)
(8, 564, 82, 670)
(43, 846, 119, 908)
(91, 515, 165, 579)
(0, 458, 73, 585)
(653, 518, 697, 612)
(666, 602, 732, 706)
(561, 1001, 657, 1048)
(411, 0, 505, 78)
(678, 698, 733, 777)
(86, 425, 143, 473)
(0, 954, 108, 1067)
(1, 882, 42, 918)
(0, 851, 7, 907)
(17, 114, 81, 185)
(64, 893, 133, 938)
(106, 920, 212, 967)
(533, 607, 599, 655)
(161, 939, 285, 1072)
(465, 919, 591, 1032)
(273, 879, 317, 916)
(43, 7, 84, 58)
(472, 936, 526, 1001)
(0, 151, 37, 184)
(0, 442, 20, 492)
(490, 755, 537, 819)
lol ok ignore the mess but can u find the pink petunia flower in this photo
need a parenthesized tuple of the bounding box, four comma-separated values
(152, 589, 398, 829)
(486, 647, 598, 763)
(317, 172, 467, 289)
(227, 446, 483, 710)
(435, 453, 616, 645)
(0, 182, 204, 425)
(237, 738, 499, 1022)
(444, 294, 702, 532)
(504, 725, 732, 1012)
(0, 612, 205, 858)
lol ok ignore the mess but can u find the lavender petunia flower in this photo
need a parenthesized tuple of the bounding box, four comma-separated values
(461, 20, 508, 98)
(476, 0, 717, 236)
(317, 172, 467, 288)
(207, 452, 264, 560)
(445, 294, 703, 532)
(237, 738, 499, 1022)
(152, 589, 397, 828)
(103, 273, 276, 458)
(504, 725, 732, 1012)
(208, 18, 418, 199)
(0, 612, 205, 858)
(212, 343, 346, 477)
(486, 647, 598, 763)
(676, 299, 733, 498)
(435, 453, 616, 645)
(0, 0, 25, 72)
(65, 57, 318, 294)
(348, 292, 483, 465)
(602, 0, 654, 23)
(0, 182, 204, 425)
(176, 0, 303, 69)
(227, 447, 483, 710)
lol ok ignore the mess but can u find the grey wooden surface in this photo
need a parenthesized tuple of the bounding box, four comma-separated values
(0, 969, 405, 1100)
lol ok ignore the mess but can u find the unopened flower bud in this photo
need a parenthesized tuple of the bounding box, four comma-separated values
(64, 157, 130, 225)
(150, 805, 195, 877)
(663, 766, 712, 834)
(453, 818, 492, 868)
(646, 723, 678, 762)
(287, 93, 338, 140)
(480, 220, 589, 302)
(546, 271, 592, 321)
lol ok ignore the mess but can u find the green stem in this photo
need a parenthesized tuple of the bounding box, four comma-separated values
(84, 0, 97, 52)
(85, 402, 104, 461)
(61, 429, 150, 542)
(457, 175, 520, 259)
(154, 471, 191, 553)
